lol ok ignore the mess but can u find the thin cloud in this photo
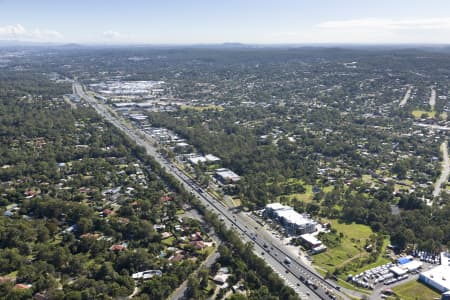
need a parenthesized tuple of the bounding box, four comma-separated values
(0, 24, 63, 41)
(0, 24, 27, 37)
(102, 30, 122, 39)
(317, 18, 450, 30)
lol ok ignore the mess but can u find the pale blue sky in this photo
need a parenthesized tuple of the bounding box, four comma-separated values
(1, 0, 450, 44)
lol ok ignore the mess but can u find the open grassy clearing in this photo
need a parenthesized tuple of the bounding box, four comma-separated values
(276, 178, 334, 204)
(231, 197, 242, 207)
(322, 185, 334, 193)
(161, 236, 176, 246)
(313, 220, 373, 272)
(391, 280, 441, 300)
(361, 174, 373, 183)
(313, 219, 389, 279)
(181, 105, 224, 111)
(284, 191, 314, 203)
(412, 109, 436, 119)
(348, 238, 390, 275)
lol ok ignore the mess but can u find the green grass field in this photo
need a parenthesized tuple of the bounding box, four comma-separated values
(314, 221, 370, 270)
(313, 219, 388, 275)
(277, 178, 333, 204)
(181, 104, 224, 111)
(361, 174, 373, 183)
(285, 189, 314, 203)
(412, 109, 436, 119)
(392, 280, 441, 300)
(350, 239, 390, 274)
(161, 236, 176, 246)
(231, 197, 242, 207)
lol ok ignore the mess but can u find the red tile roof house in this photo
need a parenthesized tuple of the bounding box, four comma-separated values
(169, 252, 185, 263)
(110, 243, 128, 251)
(160, 195, 172, 202)
(14, 283, 32, 289)
(102, 209, 113, 216)
(189, 240, 206, 250)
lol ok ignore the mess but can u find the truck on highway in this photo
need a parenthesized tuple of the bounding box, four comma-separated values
(306, 280, 318, 289)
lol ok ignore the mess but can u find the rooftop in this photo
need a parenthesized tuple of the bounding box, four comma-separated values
(188, 156, 207, 164)
(300, 233, 322, 246)
(205, 154, 221, 161)
(215, 168, 240, 182)
(266, 202, 289, 211)
(276, 209, 315, 226)
(420, 265, 450, 292)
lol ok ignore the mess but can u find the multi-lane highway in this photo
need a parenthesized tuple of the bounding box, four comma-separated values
(74, 83, 348, 300)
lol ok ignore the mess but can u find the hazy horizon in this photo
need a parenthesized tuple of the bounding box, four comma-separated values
(1, 0, 450, 45)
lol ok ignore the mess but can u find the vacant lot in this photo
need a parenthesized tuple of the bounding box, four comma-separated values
(392, 280, 440, 300)
(279, 179, 333, 203)
(313, 219, 389, 276)
(314, 220, 371, 269)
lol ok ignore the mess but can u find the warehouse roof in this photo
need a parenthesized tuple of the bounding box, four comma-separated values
(420, 265, 450, 292)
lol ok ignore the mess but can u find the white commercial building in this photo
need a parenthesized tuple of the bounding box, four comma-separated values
(188, 156, 207, 164)
(215, 168, 240, 183)
(300, 233, 327, 254)
(389, 266, 408, 277)
(401, 260, 422, 272)
(419, 265, 450, 293)
(132, 270, 162, 280)
(300, 233, 322, 248)
(187, 153, 221, 165)
(265, 203, 316, 235)
(205, 154, 221, 162)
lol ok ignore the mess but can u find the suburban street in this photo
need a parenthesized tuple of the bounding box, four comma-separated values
(429, 87, 437, 110)
(432, 140, 450, 201)
(74, 82, 348, 300)
(399, 85, 412, 107)
(169, 250, 221, 300)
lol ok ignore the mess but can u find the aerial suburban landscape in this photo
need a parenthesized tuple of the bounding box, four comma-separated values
(2, 1, 450, 300)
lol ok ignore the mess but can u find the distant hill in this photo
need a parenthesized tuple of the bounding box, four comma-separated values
(1, 40, 449, 53)
(0, 40, 60, 47)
